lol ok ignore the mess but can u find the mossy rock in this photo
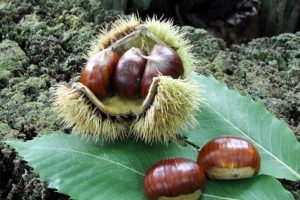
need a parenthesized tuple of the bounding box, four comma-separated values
(0, 40, 29, 87)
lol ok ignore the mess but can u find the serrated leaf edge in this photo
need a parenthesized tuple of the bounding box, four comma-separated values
(202, 75, 300, 180)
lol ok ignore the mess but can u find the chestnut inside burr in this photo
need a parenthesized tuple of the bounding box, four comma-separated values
(113, 47, 147, 98)
(81, 44, 183, 99)
(141, 44, 183, 97)
(80, 49, 120, 99)
(79, 28, 185, 116)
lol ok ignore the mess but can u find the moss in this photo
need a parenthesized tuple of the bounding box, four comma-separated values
(182, 26, 227, 74)
(182, 27, 226, 61)
(0, 40, 29, 86)
(0, 75, 59, 135)
(0, 0, 6, 9)
(0, 122, 19, 141)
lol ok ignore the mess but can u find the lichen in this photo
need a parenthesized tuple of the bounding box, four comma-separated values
(0, 40, 29, 87)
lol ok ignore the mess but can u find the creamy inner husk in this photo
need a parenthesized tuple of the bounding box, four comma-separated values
(79, 27, 183, 116)
(73, 72, 161, 116)
(158, 190, 201, 200)
(207, 167, 255, 180)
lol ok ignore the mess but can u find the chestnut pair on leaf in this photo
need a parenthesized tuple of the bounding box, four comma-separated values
(144, 136, 261, 200)
(53, 16, 201, 143)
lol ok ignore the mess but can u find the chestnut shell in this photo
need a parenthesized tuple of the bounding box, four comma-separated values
(144, 158, 206, 200)
(141, 44, 184, 97)
(80, 49, 120, 99)
(113, 48, 146, 98)
(197, 136, 261, 180)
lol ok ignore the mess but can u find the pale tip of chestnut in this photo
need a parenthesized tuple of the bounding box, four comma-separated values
(157, 190, 201, 200)
(197, 136, 261, 180)
(205, 167, 257, 180)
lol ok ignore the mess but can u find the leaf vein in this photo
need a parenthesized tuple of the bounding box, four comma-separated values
(29, 146, 145, 176)
(202, 193, 239, 200)
(203, 102, 300, 179)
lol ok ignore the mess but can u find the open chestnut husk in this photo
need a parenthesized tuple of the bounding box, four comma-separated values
(144, 158, 206, 200)
(197, 136, 261, 180)
(53, 16, 201, 143)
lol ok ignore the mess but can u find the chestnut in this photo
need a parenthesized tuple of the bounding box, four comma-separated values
(144, 158, 206, 200)
(80, 49, 119, 99)
(113, 47, 146, 98)
(141, 44, 184, 97)
(197, 136, 260, 180)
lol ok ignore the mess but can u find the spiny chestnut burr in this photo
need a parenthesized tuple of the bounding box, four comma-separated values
(113, 47, 146, 98)
(144, 158, 206, 200)
(141, 44, 184, 97)
(197, 136, 261, 180)
(80, 49, 119, 99)
(53, 16, 202, 144)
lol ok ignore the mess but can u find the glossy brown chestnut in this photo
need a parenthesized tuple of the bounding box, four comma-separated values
(80, 49, 119, 99)
(141, 44, 184, 97)
(197, 136, 260, 180)
(144, 158, 206, 200)
(113, 47, 146, 98)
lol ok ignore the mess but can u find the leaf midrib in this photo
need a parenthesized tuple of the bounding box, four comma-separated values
(28, 146, 145, 176)
(204, 102, 300, 179)
(202, 194, 239, 200)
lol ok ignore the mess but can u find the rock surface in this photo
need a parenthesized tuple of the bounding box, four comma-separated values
(0, 0, 299, 199)
(185, 27, 300, 138)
